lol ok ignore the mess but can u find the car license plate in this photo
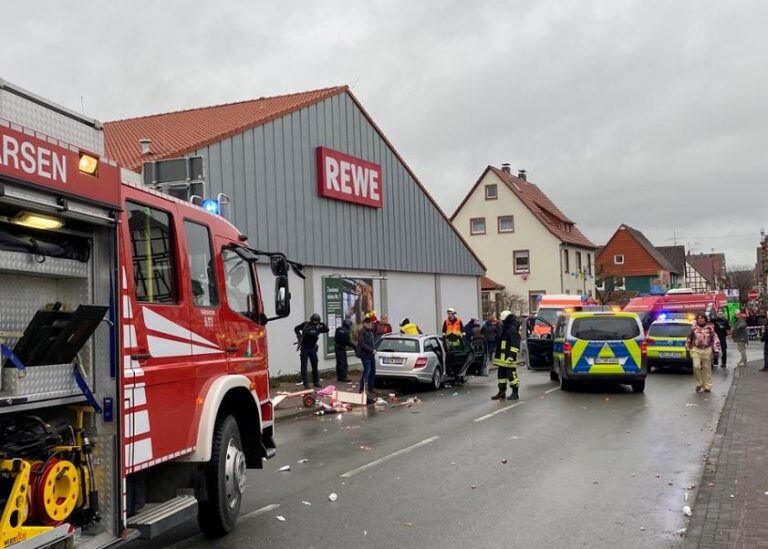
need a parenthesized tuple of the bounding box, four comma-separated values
(659, 351, 681, 358)
(381, 357, 405, 365)
(594, 357, 619, 364)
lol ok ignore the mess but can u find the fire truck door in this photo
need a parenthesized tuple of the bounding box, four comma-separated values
(218, 242, 268, 378)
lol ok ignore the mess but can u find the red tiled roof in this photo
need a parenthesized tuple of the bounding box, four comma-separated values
(104, 86, 348, 170)
(481, 276, 505, 291)
(452, 167, 596, 249)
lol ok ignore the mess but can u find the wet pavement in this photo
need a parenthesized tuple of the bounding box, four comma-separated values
(127, 355, 749, 549)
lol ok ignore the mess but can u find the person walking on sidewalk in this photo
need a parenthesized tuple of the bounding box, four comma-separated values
(294, 313, 330, 389)
(333, 319, 355, 382)
(686, 313, 721, 393)
(356, 314, 377, 399)
(759, 328, 768, 372)
(733, 312, 749, 366)
(491, 310, 521, 401)
(713, 310, 730, 368)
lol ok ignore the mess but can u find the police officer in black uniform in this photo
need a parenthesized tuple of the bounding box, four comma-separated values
(712, 311, 730, 368)
(294, 313, 329, 388)
(333, 319, 355, 382)
(492, 310, 521, 401)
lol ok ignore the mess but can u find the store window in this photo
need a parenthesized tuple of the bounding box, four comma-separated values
(128, 202, 177, 303)
(614, 254, 624, 265)
(513, 250, 530, 274)
(563, 250, 570, 273)
(485, 184, 497, 200)
(222, 248, 256, 318)
(497, 215, 515, 233)
(470, 217, 486, 235)
(184, 220, 219, 307)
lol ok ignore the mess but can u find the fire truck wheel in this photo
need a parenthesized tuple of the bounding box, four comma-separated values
(198, 415, 246, 537)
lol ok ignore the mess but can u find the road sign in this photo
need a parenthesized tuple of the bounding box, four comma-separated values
(748, 287, 760, 301)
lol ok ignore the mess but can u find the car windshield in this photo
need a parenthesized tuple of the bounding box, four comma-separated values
(571, 317, 640, 341)
(538, 308, 560, 325)
(376, 338, 420, 353)
(648, 323, 692, 338)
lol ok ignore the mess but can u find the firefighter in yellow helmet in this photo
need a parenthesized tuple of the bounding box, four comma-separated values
(492, 310, 521, 401)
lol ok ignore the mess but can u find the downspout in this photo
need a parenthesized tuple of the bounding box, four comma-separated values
(559, 243, 564, 293)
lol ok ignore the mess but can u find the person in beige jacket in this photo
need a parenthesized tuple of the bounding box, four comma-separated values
(686, 313, 721, 393)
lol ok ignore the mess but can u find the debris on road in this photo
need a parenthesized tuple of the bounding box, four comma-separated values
(374, 397, 387, 406)
(452, 392, 459, 397)
(502, 459, 508, 464)
(279, 465, 291, 472)
(298, 458, 309, 464)
(470, 485, 477, 489)
(683, 506, 692, 517)
(402, 522, 413, 527)
(687, 484, 697, 490)
(276, 515, 286, 522)
(302, 501, 311, 506)
(684, 492, 689, 501)
(329, 493, 338, 502)
(676, 528, 687, 536)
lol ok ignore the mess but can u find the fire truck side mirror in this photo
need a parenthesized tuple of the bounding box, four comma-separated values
(274, 276, 291, 318)
(270, 255, 289, 277)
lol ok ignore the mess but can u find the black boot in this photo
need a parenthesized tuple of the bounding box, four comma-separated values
(491, 384, 507, 400)
(508, 386, 519, 401)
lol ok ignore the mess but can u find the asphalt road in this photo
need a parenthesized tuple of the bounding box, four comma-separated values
(130, 355, 758, 549)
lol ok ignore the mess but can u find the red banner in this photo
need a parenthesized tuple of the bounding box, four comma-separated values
(317, 146, 382, 208)
(0, 122, 121, 207)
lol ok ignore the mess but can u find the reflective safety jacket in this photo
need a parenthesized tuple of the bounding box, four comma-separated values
(400, 323, 422, 335)
(494, 317, 521, 367)
(442, 317, 464, 336)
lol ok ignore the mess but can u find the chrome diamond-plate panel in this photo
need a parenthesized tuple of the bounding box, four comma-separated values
(0, 250, 88, 279)
(0, 82, 103, 154)
(1, 363, 80, 399)
(91, 434, 117, 539)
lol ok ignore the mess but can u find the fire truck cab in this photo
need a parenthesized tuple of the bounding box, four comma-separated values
(0, 79, 292, 547)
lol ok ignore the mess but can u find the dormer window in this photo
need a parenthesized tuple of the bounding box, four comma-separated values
(485, 184, 497, 200)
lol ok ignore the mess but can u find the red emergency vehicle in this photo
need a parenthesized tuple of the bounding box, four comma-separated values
(624, 290, 727, 331)
(0, 80, 294, 546)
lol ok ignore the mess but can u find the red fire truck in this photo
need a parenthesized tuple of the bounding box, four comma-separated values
(0, 80, 296, 546)
(624, 289, 728, 331)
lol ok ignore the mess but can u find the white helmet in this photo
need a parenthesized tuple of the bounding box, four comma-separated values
(499, 310, 512, 321)
(446, 307, 457, 314)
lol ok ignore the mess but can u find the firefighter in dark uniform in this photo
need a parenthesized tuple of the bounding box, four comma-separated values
(492, 310, 521, 401)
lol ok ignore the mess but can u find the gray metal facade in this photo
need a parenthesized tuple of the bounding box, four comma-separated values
(193, 92, 483, 276)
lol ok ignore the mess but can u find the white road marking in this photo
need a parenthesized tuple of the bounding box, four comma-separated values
(474, 402, 524, 423)
(544, 387, 559, 394)
(239, 503, 281, 523)
(340, 436, 440, 478)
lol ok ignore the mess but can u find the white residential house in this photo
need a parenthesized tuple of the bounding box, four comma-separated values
(451, 165, 598, 314)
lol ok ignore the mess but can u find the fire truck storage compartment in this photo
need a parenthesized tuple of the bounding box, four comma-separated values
(0, 184, 120, 547)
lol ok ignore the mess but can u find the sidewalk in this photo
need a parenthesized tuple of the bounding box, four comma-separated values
(684, 355, 768, 548)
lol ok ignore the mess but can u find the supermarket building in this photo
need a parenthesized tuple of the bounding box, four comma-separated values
(105, 86, 484, 374)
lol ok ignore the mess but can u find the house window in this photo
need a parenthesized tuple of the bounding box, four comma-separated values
(614, 276, 626, 290)
(596, 278, 605, 291)
(576, 251, 582, 272)
(614, 254, 624, 265)
(513, 250, 530, 274)
(484, 184, 497, 200)
(587, 253, 592, 275)
(497, 215, 515, 233)
(470, 217, 486, 235)
(563, 250, 570, 273)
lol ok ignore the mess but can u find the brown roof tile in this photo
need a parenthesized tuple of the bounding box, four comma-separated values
(481, 276, 505, 291)
(104, 86, 348, 170)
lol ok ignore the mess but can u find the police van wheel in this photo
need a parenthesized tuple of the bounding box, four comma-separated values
(198, 415, 244, 538)
(549, 368, 558, 381)
(631, 380, 645, 393)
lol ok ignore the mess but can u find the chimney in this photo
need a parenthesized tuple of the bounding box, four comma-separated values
(501, 163, 511, 174)
(139, 138, 152, 156)
(518, 169, 527, 180)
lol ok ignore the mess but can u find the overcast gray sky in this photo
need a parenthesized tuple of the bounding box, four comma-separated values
(3, 1, 766, 266)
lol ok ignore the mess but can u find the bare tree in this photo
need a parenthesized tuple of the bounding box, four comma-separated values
(493, 290, 527, 316)
(726, 265, 756, 307)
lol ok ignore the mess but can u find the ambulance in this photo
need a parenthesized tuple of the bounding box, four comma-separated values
(531, 294, 593, 337)
(624, 290, 727, 331)
(0, 79, 297, 546)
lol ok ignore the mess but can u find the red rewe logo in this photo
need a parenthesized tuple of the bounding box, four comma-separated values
(316, 146, 382, 208)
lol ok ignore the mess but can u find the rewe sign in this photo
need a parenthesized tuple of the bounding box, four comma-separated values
(317, 147, 382, 208)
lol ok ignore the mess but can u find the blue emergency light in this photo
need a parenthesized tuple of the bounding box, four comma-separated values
(201, 198, 220, 215)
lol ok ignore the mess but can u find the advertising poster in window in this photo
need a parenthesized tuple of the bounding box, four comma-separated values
(323, 277, 374, 355)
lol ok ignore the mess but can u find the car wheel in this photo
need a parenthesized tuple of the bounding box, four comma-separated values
(431, 367, 443, 391)
(198, 415, 245, 537)
(631, 380, 645, 393)
(549, 368, 558, 381)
